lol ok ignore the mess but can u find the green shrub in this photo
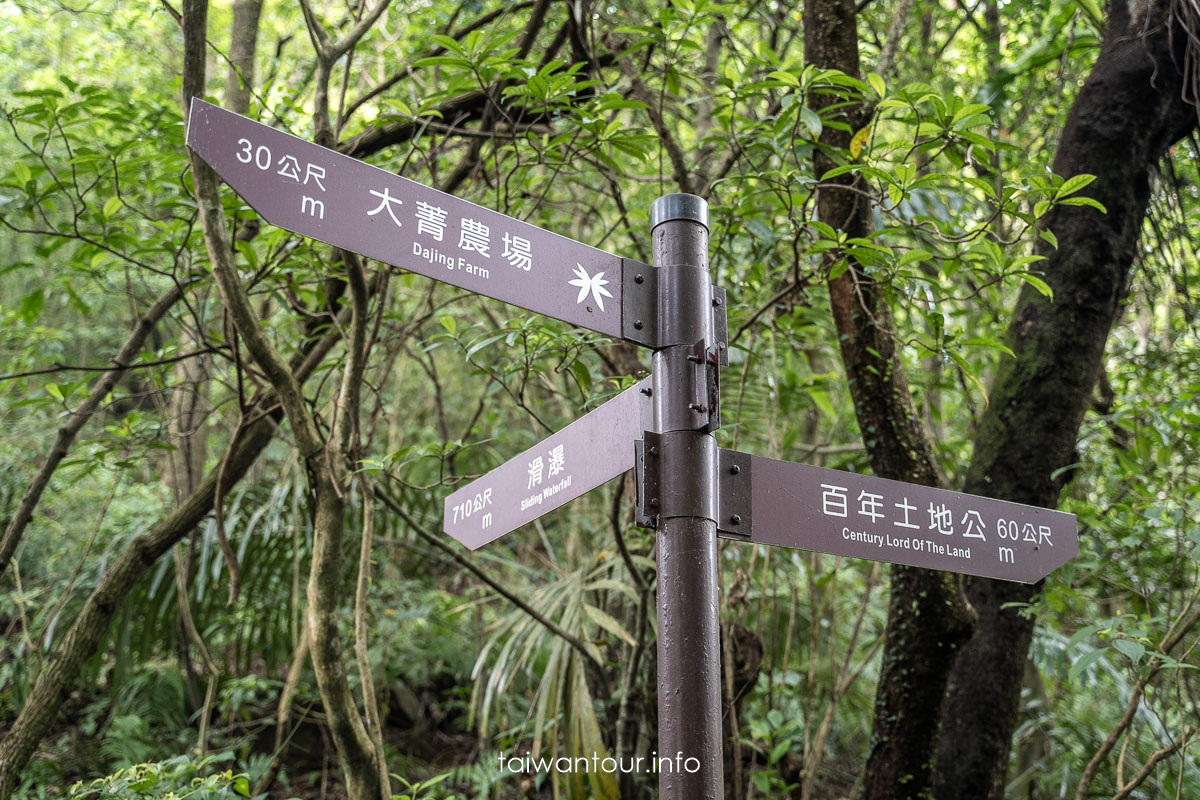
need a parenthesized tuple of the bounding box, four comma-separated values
(65, 755, 251, 800)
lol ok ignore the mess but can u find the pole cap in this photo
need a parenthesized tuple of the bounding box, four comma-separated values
(651, 193, 708, 231)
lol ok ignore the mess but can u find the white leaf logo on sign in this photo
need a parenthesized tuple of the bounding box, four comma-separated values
(568, 263, 614, 312)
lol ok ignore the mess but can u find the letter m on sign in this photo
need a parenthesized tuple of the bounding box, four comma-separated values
(302, 195, 325, 219)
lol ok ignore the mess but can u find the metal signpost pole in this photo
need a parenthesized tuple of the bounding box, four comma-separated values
(649, 194, 723, 799)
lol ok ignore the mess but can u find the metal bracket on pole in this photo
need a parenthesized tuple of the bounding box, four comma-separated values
(700, 340, 721, 433)
(634, 432, 661, 530)
(623, 259, 729, 362)
(712, 285, 729, 366)
(639, 439, 752, 537)
(716, 448, 753, 541)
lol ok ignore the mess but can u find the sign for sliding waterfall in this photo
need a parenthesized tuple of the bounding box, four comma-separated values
(716, 454, 1078, 583)
(442, 378, 653, 550)
(186, 99, 631, 339)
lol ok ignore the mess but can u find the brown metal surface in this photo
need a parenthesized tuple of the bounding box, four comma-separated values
(745, 454, 1078, 582)
(442, 378, 652, 549)
(186, 99, 624, 338)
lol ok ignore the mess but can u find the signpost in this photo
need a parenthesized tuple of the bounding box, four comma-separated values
(188, 103, 1079, 800)
(443, 377, 653, 550)
(713, 454, 1077, 583)
(187, 99, 636, 339)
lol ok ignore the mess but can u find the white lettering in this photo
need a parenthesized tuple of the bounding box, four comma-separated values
(928, 502, 953, 535)
(821, 484, 848, 517)
(893, 497, 920, 529)
(459, 218, 491, 257)
(858, 490, 884, 523)
(304, 163, 326, 191)
(368, 188, 403, 227)
(276, 154, 301, 181)
(301, 195, 324, 219)
(503, 232, 532, 271)
(415, 201, 447, 241)
(961, 509, 987, 541)
(548, 444, 565, 477)
(527, 456, 544, 489)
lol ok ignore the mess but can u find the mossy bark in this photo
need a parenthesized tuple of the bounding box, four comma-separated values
(934, 3, 1198, 796)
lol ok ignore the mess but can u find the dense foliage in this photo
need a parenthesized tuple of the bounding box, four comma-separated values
(1, 0, 1198, 798)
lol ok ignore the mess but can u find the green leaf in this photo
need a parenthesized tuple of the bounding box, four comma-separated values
(440, 315, 456, 335)
(1112, 638, 1146, 664)
(766, 70, 800, 87)
(1069, 646, 1108, 683)
(233, 776, 251, 797)
(102, 196, 122, 218)
(1055, 173, 1096, 198)
(820, 164, 859, 180)
(13, 161, 31, 184)
(958, 338, 1015, 357)
(867, 72, 885, 98)
(897, 249, 932, 267)
(1039, 229, 1058, 249)
(1065, 623, 1100, 652)
(952, 103, 992, 125)
(570, 359, 592, 394)
(584, 604, 637, 647)
(800, 106, 822, 138)
(19, 290, 45, 323)
(1072, 0, 1105, 29)
(1058, 196, 1107, 213)
(1021, 274, 1054, 298)
(808, 388, 836, 418)
(46, 383, 63, 401)
(769, 738, 790, 765)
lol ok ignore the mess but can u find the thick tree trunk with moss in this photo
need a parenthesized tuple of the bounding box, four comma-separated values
(933, 3, 1198, 797)
(804, 1, 975, 797)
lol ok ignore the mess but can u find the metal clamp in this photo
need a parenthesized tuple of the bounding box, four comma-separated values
(622, 259, 729, 360)
(635, 430, 718, 528)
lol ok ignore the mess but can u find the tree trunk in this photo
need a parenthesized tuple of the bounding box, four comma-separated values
(804, 2, 975, 798)
(934, 3, 1198, 797)
(225, 0, 263, 115)
(184, 4, 387, 794)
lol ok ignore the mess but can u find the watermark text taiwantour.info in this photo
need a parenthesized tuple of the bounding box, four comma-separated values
(498, 750, 701, 777)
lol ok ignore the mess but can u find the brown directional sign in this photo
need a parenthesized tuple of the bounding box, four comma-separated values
(719, 454, 1077, 583)
(444, 379, 653, 549)
(186, 99, 626, 338)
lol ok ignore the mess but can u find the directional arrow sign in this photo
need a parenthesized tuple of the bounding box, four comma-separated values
(444, 378, 653, 549)
(719, 454, 1077, 583)
(186, 99, 628, 338)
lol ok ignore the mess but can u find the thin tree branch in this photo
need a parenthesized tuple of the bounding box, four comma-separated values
(0, 280, 195, 579)
(374, 488, 605, 672)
